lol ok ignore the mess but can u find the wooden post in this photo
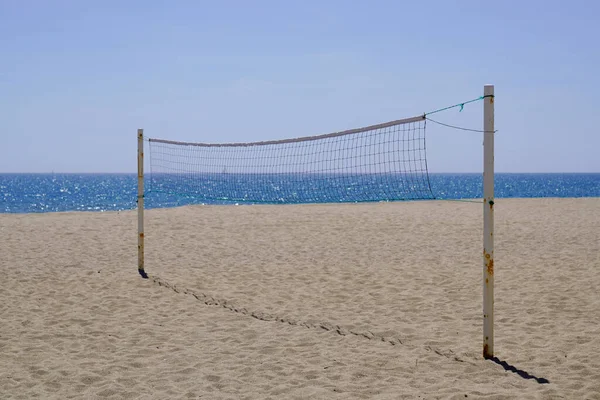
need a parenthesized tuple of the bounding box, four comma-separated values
(483, 85, 495, 358)
(138, 129, 147, 278)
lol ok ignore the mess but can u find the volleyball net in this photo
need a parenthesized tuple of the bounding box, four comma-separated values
(145, 115, 433, 204)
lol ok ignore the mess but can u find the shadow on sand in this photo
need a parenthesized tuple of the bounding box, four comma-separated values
(489, 357, 550, 384)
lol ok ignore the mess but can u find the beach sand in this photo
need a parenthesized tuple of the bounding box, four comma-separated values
(1, 198, 599, 399)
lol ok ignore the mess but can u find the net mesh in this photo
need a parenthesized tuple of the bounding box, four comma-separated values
(147, 116, 434, 204)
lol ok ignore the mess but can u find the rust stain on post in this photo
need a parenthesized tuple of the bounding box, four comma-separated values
(483, 343, 491, 359)
(484, 251, 494, 276)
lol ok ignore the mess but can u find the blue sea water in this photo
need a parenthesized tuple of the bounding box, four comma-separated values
(0, 173, 599, 214)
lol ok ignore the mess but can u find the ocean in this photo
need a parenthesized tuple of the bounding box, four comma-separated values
(1, 173, 599, 214)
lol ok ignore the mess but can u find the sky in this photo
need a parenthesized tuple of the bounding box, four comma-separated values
(1, 0, 599, 173)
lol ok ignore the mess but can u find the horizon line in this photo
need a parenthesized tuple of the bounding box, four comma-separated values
(1, 171, 599, 175)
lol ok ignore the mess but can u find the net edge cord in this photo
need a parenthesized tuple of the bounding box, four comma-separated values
(148, 115, 425, 148)
(426, 117, 498, 134)
(423, 95, 492, 117)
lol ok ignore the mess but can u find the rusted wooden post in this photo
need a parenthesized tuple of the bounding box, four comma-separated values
(137, 129, 147, 278)
(483, 85, 495, 358)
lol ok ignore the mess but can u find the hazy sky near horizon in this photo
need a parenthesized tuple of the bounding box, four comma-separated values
(1, 0, 599, 173)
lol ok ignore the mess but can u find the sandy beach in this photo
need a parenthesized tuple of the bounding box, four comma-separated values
(1, 198, 599, 399)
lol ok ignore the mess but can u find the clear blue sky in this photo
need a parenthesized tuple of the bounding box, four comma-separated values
(1, 0, 598, 173)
